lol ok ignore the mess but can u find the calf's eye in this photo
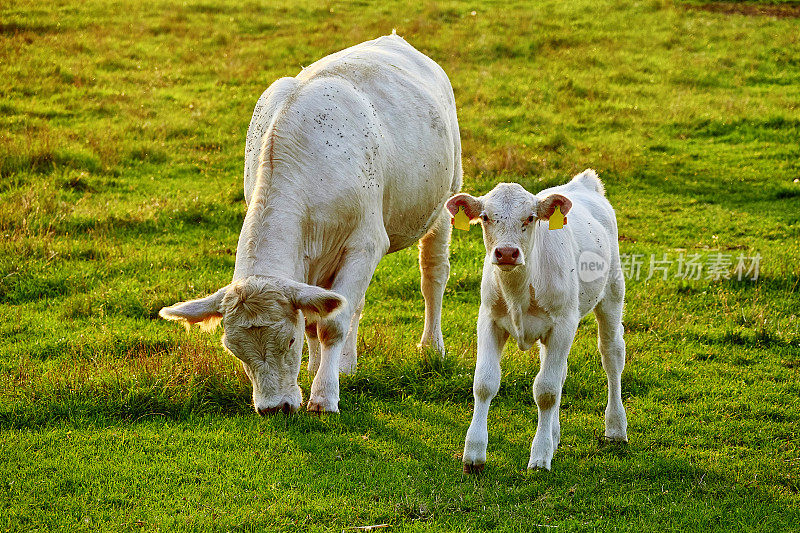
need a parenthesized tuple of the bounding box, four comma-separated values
(481, 214, 489, 222)
(288, 338, 295, 348)
(527, 215, 535, 223)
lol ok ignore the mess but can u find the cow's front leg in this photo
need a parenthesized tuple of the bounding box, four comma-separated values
(307, 239, 387, 413)
(528, 322, 578, 470)
(463, 311, 508, 473)
(307, 317, 349, 413)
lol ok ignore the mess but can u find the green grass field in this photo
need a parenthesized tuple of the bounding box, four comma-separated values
(1, 0, 799, 530)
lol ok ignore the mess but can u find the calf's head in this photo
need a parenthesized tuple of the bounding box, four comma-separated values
(447, 183, 571, 271)
(159, 276, 344, 414)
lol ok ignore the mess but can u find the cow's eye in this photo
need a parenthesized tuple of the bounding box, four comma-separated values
(527, 215, 535, 223)
(481, 214, 490, 222)
(288, 338, 295, 348)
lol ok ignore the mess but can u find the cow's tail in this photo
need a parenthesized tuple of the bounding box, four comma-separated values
(571, 168, 605, 197)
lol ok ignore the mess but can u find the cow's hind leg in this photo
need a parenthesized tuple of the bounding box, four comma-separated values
(418, 210, 451, 354)
(340, 296, 364, 375)
(594, 285, 628, 442)
(306, 323, 322, 377)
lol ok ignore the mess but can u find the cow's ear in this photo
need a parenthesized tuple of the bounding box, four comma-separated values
(159, 286, 228, 331)
(446, 193, 483, 220)
(290, 283, 346, 320)
(537, 193, 572, 220)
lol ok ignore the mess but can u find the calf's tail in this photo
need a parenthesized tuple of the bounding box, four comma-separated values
(571, 168, 605, 197)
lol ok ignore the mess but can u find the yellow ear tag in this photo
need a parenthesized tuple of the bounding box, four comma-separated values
(452, 206, 471, 231)
(548, 206, 566, 230)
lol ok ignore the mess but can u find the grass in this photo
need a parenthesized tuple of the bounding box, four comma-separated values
(1, 0, 799, 530)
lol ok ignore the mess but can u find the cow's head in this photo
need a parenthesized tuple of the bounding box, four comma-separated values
(446, 183, 571, 271)
(159, 276, 345, 414)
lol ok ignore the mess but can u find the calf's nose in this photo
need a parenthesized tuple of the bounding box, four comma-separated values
(494, 246, 521, 265)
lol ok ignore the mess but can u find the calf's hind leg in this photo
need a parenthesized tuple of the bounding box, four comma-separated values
(418, 210, 451, 354)
(529, 323, 577, 470)
(594, 289, 628, 442)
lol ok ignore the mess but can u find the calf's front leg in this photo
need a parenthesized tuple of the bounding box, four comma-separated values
(528, 322, 577, 470)
(463, 311, 508, 473)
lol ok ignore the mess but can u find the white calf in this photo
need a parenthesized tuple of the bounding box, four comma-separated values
(447, 169, 628, 472)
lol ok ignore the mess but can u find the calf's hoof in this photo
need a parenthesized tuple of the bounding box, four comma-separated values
(599, 435, 628, 445)
(463, 462, 485, 475)
(528, 436, 554, 470)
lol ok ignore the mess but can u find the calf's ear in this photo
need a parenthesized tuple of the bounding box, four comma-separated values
(446, 193, 483, 220)
(537, 193, 572, 220)
(159, 286, 228, 331)
(290, 283, 346, 320)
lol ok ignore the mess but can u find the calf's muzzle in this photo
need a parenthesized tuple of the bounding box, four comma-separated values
(493, 246, 522, 266)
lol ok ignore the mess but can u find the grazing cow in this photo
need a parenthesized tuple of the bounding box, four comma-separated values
(160, 34, 462, 414)
(447, 170, 628, 472)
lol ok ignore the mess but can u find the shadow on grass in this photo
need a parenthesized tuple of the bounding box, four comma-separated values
(0, 351, 475, 430)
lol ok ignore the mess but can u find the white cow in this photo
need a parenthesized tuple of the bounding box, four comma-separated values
(446, 170, 628, 472)
(160, 34, 462, 414)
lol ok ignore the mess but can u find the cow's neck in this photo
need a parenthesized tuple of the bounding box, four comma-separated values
(233, 193, 305, 283)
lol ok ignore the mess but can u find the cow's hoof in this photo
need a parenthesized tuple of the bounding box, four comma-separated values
(339, 357, 357, 375)
(527, 457, 552, 471)
(257, 403, 295, 416)
(463, 462, 485, 475)
(307, 399, 339, 414)
(418, 333, 446, 358)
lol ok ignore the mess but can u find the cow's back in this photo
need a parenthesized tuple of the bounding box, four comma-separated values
(244, 35, 462, 254)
